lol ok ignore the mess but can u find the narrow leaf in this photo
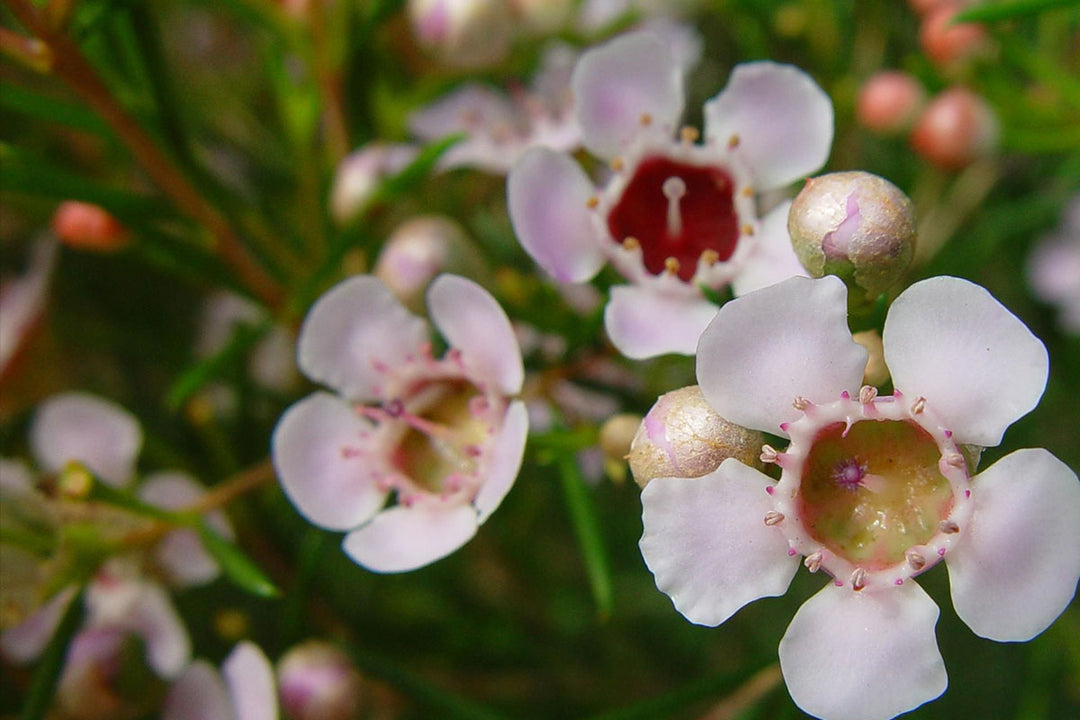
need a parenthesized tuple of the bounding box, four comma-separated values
(196, 521, 280, 598)
(367, 133, 464, 205)
(0, 84, 109, 135)
(166, 320, 271, 411)
(19, 587, 86, 720)
(555, 451, 614, 620)
(955, 0, 1079, 22)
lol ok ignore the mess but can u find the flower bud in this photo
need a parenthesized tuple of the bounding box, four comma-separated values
(51, 201, 128, 252)
(628, 386, 763, 488)
(788, 172, 916, 301)
(408, 0, 514, 69)
(911, 87, 999, 170)
(374, 216, 487, 311)
(277, 641, 364, 720)
(856, 71, 926, 135)
(329, 144, 418, 225)
(920, 3, 989, 68)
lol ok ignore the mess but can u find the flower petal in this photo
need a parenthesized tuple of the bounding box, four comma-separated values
(342, 504, 478, 573)
(731, 200, 808, 296)
(223, 641, 279, 720)
(704, 62, 833, 190)
(639, 459, 798, 626)
(272, 392, 388, 532)
(86, 578, 191, 678)
(0, 586, 78, 663)
(696, 275, 866, 435)
(163, 661, 232, 720)
(427, 275, 523, 395)
(475, 400, 528, 522)
(604, 285, 719, 359)
(297, 276, 428, 401)
(883, 276, 1048, 447)
(507, 148, 605, 283)
(571, 31, 684, 159)
(779, 582, 947, 720)
(947, 448, 1080, 642)
(30, 392, 142, 487)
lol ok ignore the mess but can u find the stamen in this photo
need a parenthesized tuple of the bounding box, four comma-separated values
(851, 568, 867, 591)
(906, 549, 926, 571)
(680, 126, 699, 143)
(938, 520, 960, 534)
(622, 236, 640, 251)
(610, 158, 624, 172)
(760, 444, 780, 464)
(663, 257, 680, 275)
(741, 224, 755, 236)
(662, 176, 687, 237)
(859, 385, 878, 404)
(586, 196, 599, 209)
(700, 249, 720, 266)
(764, 511, 785, 526)
(804, 551, 823, 573)
(640, 113, 653, 126)
(945, 453, 966, 468)
(910, 397, 926, 415)
(727, 134, 740, 149)
(793, 396, 810, 411)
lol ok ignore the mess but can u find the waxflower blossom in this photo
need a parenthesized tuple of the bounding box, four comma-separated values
(508, 32, 832, 358)
(640, 275, 1080, 720)
(272, 274, 528, 573)
(163, 641, 277, 720)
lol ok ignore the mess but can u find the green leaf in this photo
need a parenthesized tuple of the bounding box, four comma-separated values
(554, 450, 614, 620)
(367, 133, 465, 205)
(83, 471, 181, 523)
(20, 587, 86, 720)
(196, 520, 280, 598)
(0, 84, 110, 136)
(954, 0, 1080, 22)
(165, 320, 272, 411)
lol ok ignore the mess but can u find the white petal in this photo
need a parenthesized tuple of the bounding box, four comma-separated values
(704, 62, 833, 191)
(297, 276, 428, 401)
(408, 84, 518, 140)
(342, 504, 478, 573)
(30, 392, 142, 487)
(427, 275, 523, 395)
(639, 459, 798, 626)
(731, 200, 809, 296)
(696, 275, 866, 434)
(571, 31, 684, 159)
(947, 449, 1080, 642)
(604, 286, 719, 359)
(272, 393, 388, 532)
(475, 400, 528, 522)
(139, 472, 233, 587)
(163, 661, 232, 720)
(883, 276, 1048, 447)
(507, 148, 605, 283)
(223, 641, 279, 720)
(779, 582, 947, 720)
(0, 586, 78, 663)
(87, 579, 191, 678)
(0, 235, 56, 376)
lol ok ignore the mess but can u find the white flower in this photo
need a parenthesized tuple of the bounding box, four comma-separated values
(640, 275, 1080, 720)
(164, 641, 277, 720)
(507, 32, 832, 358)
(271, 274, 528, 573)
(1027, 195, 1080, 334)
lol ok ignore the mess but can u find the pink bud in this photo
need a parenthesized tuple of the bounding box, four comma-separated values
(856, 71, 926, 135)
(277, 641, 364, 720)
(408, 0, 514, 69)
(911, 87, 999, 170)
(920, 3, 989, 68)
(52, 201, 128, 252)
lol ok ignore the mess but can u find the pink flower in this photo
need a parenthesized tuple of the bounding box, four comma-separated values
(640, 275, 1080, 720)
(1026, 195, 1080, 334)
(271, 274, 528, 573)
(507, 32, 832, 358)
(164, 642, 277, 720)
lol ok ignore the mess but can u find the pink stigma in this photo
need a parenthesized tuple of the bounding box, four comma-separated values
(832, 457, 868, 491)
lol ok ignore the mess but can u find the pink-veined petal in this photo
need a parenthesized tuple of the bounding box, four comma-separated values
(604, 285, 719, 359)
(639, 459, 798, 626)
(0, 585, 78, 663)
(947, 448, 1080, 642)
(272, 392, 388, 532)
(427, 275, 523, 395)
(475, 400, 528, 522)
(223, 641, 279, 720)
(30, 392, 142, 488)
(342, 504, 478, 573)
(572, 32, 684, 159)
(883, 276, 1048, 447)
(163, 661, 232, 720)
(779, 582, 947, 720)
(704, 62, 833, 191)
(297, 276, 428, 402)
(731, 200, 808, 296)
(696, 275, 866, 435)
(507, 148, 605, 283)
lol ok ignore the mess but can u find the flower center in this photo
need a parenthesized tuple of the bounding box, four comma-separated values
(606, 156, 738, 281)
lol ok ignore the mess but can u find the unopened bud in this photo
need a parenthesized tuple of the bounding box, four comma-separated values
(329, 143, 418, 225)
(911, 87, 999, 170)
(374, 216, 485, 311)
(856, 71, 926, 135)
(627, 386, 763, 488)
(52, 201, 128, 252)
(278, 641, 364, 720)
(789, 172, 916, 301)
(408, 0, 514, 69)
(920, 3, 989, 68)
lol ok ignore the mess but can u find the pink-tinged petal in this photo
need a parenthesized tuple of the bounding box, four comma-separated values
(731, 200, 808, 296)
(475, 400, 528, 522)
(139, 472, 233, 588)
(947, 449, 1080, 642)
(223, 641, 279, 720)
(272, 393, 388, 532)
(639, 459, 798, 626)
(704, 62, 833, 191)
(883, 276, 1048, 447)
(408, 85, 518, 140)
(427, 275, 523, 395)
(697, 276, 866, 435)
(0, 585, 78, 663)
(779, 582, 947, 720)
(86, 578, 191, 678)
(30, 392, 142, 488)
(342, 504, 478, 573)
(0, 236, 56, 376)
(163, 661, 232, 720)
(604, 286, 719, 359)
(297, 276, 428, 401)
(572, 32, 684, 159)
(507, 148, 605, 283)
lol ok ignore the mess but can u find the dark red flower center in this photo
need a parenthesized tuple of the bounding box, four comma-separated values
(606, 156, 739, 282)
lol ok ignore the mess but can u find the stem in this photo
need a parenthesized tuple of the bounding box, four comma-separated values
(4, 0, 283, 308)
(188, 458, 277, 514)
